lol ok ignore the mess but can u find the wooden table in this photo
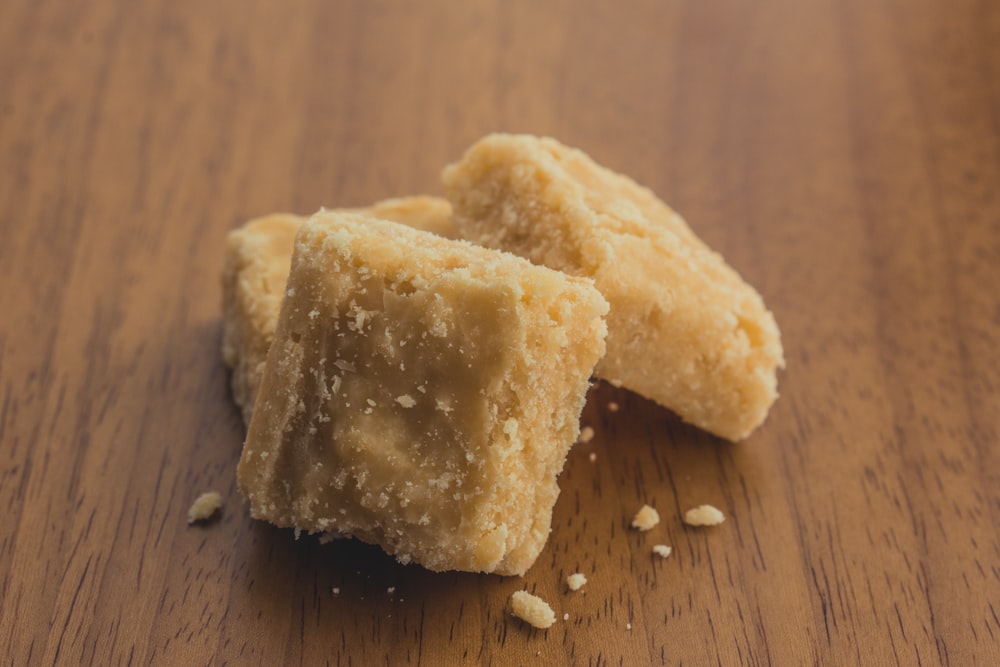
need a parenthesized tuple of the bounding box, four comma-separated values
(2, 1, 998, 664)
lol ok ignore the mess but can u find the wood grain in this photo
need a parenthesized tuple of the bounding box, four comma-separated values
(1, 0, 998, 664)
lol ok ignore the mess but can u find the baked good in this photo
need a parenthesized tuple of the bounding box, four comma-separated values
(442, 134, 784, 441)
(237, 211, 608, 575)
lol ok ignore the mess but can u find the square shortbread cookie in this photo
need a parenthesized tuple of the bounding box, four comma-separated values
(442, 134, 784, 441)
(237, 211, 608, 575)
(221, 196, 454, 425)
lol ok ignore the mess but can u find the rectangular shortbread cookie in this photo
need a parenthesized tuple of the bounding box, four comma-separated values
(237, 212, 608, 575)
(221, 196, 454, 425)
(442, 134, 784, 441)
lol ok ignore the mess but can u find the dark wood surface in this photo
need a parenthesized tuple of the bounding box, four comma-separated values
(2, 1, 998, 664)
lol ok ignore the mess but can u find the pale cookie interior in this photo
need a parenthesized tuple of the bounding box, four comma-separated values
(443, 134, 785, 441)
(237, 212, 608, 575)
(221, 197, 455, 425)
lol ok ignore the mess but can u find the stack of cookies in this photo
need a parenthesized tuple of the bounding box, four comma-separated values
(222, 134, 784, 576)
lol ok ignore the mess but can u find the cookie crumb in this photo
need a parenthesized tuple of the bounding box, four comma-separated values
(684, 505, 726, 526)
(563, 612, 569, 621)
(608, 401, 619, 412)
(332, 587, 340, 595)
(653, 545, 672, 558)
(578, 426, 595, 444)
(631, 504, 660, 531)
(511, 591, 556, 629)
(566, 572, 587, 591)
(588, 452, 597, 463)
(626, 622, 632, 631)
(187, 491, 222, 523)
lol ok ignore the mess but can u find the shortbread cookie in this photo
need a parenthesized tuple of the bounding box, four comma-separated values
(237, 212, 608, 575)
(442, 134, 784, 441)
(221, 196, 454, 425)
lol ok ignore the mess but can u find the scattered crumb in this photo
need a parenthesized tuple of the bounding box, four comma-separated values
(395, 394, 416, 408)
(511, 590, 556, 629)
(578, 426, 595, 444)
(566, 572, 587, 591)
(653, 545, 673, 559)
(608, 401, 619, 412)
(187, 491, 222, 523)
(588, 452, 597, 463)
(626, 622, 632, 631)
(631, 504, 660, 531)
(684, 505, 726, 526)
(563, 612, 569, 621)
(332, 587, 340, 595)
